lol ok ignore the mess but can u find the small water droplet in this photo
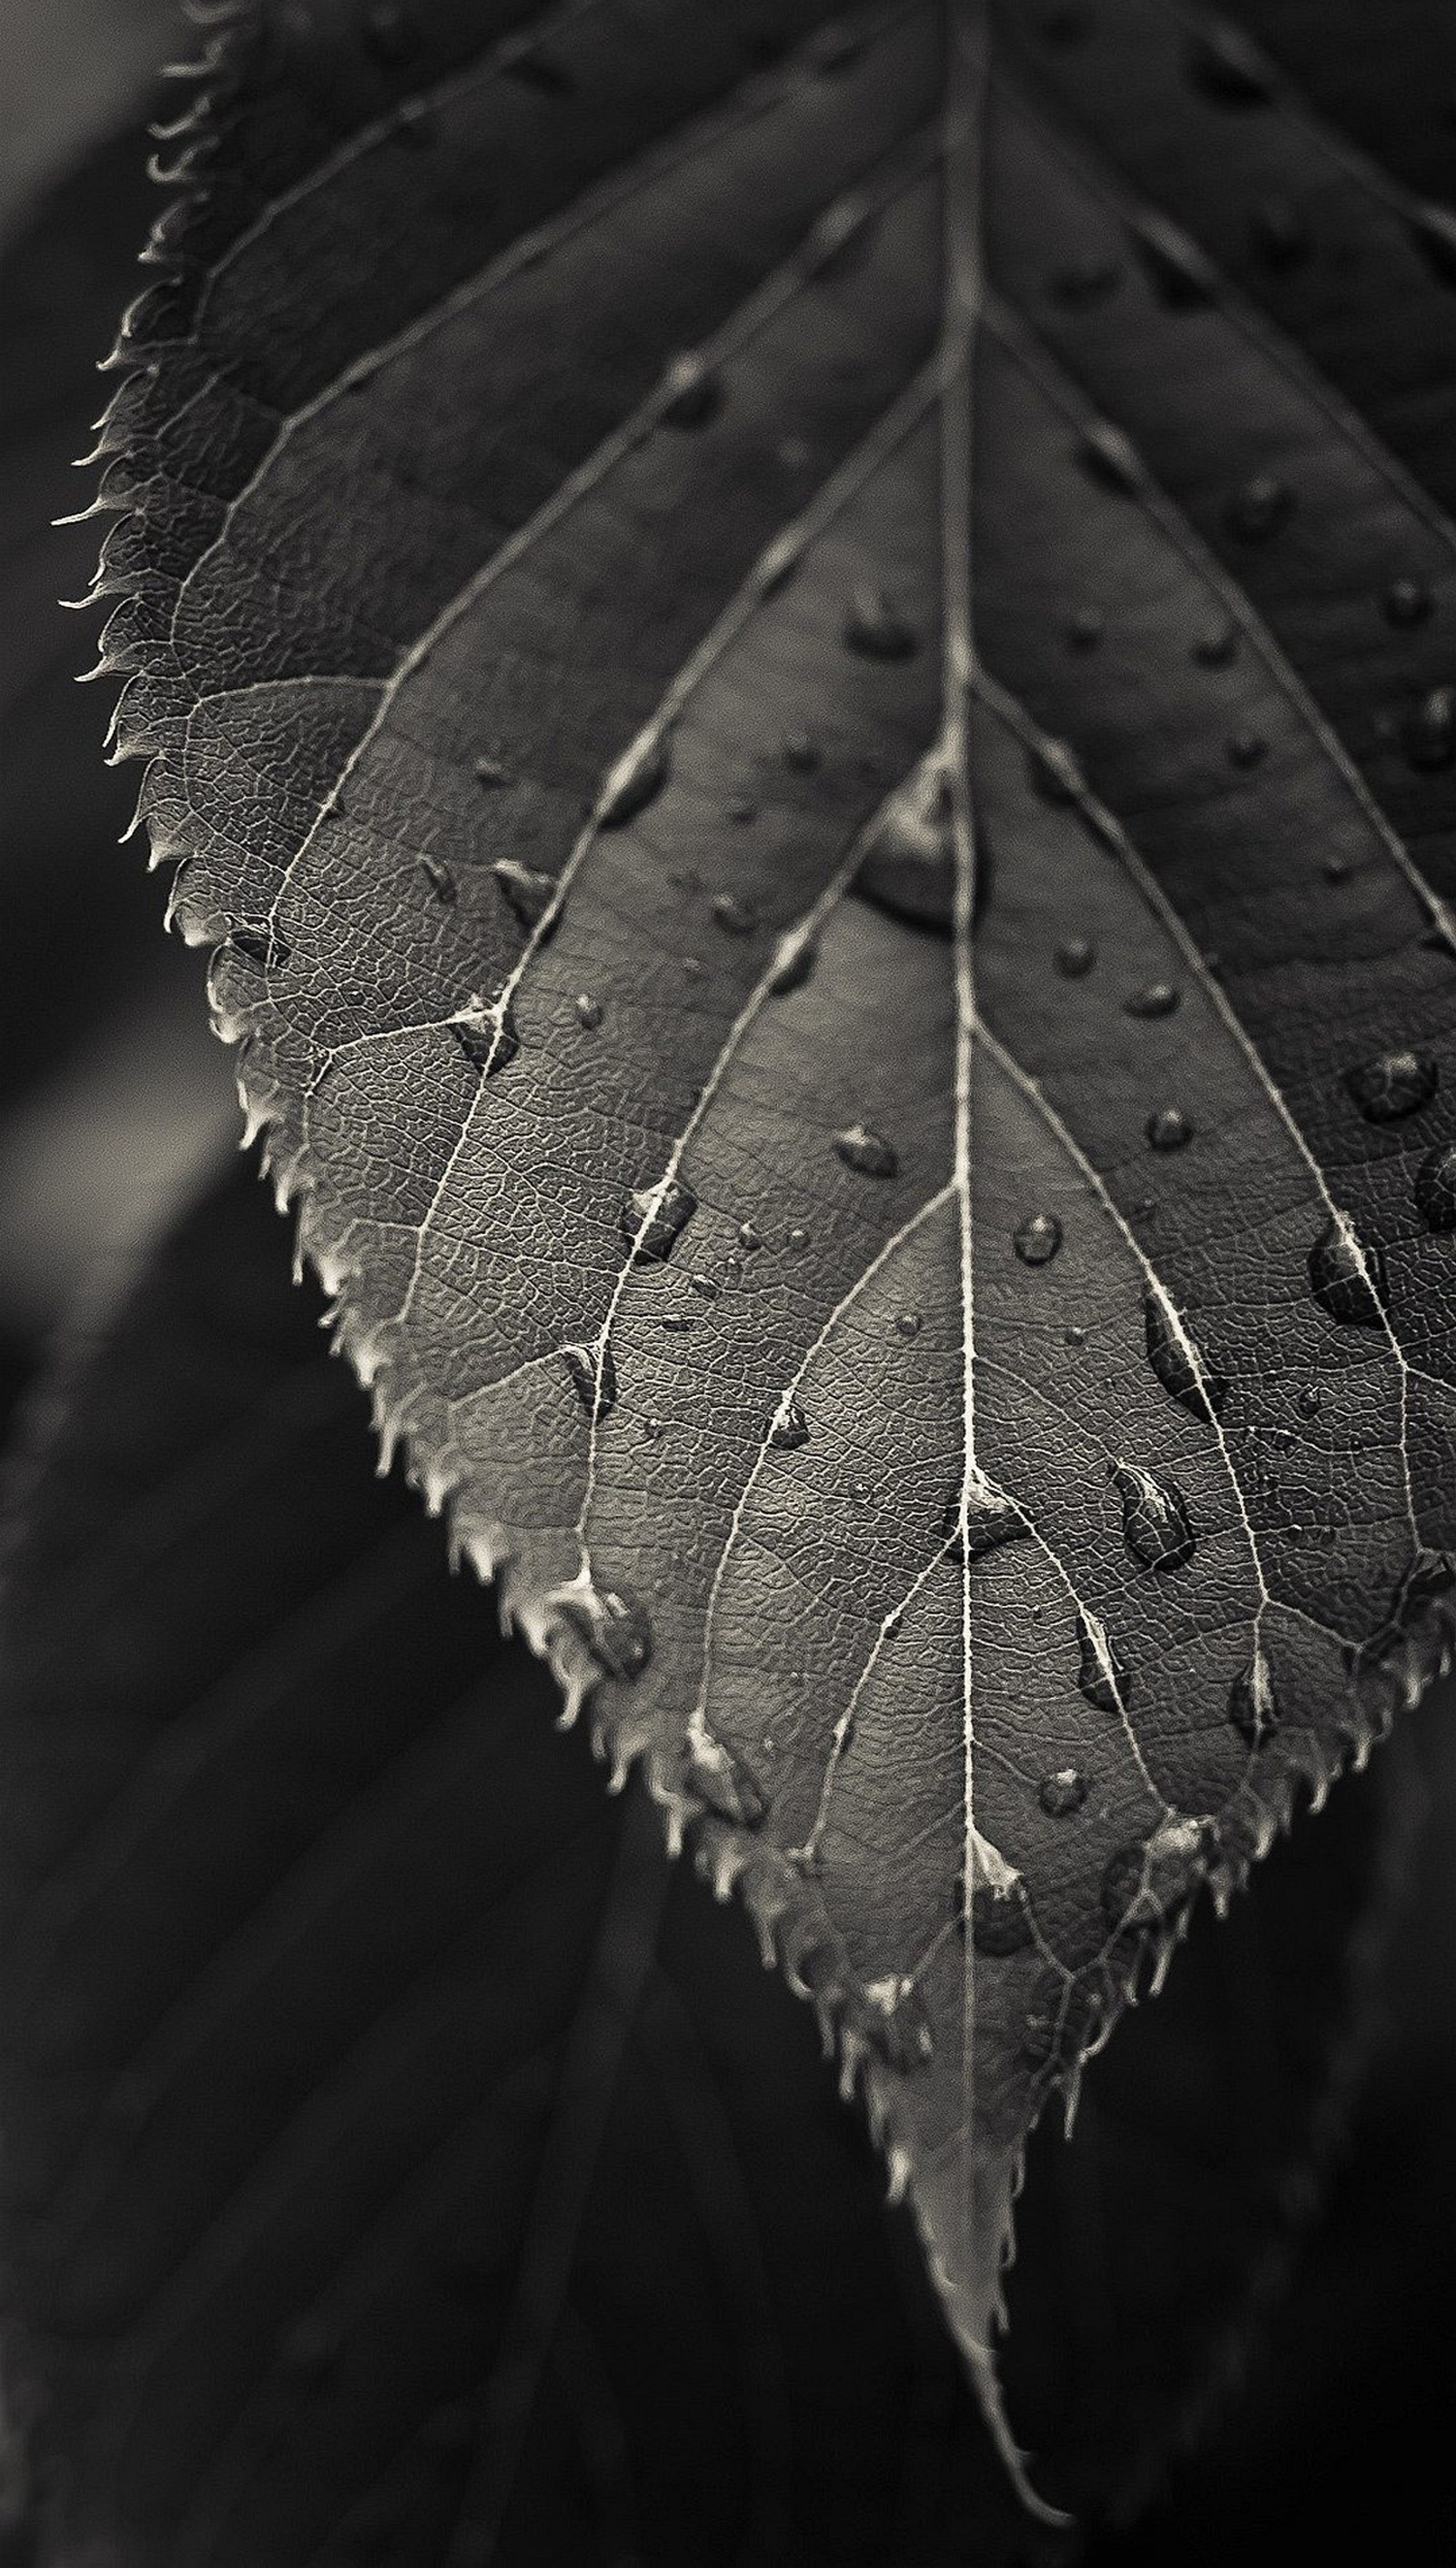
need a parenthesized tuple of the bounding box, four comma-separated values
(1309, 1214, 1388, 1327)
(473, 753, 511, 789)
(621, 1175, 697, 1262)
(1323, 854, 1352, 884)
(1414, 1137, 1456, 1231)
(1076, 1608, 1127, 1714)
(1076, 420, 1144, 494)
(560, 1338, 616, 1418)
(763, 1393, 809, 1451)
(492, 858, 558, 929)
(1066, 1323, 1087, 1348)
(642, 1416, 667, 1441)
(854, 755, 954, 928)
(1123, 979, 1179, 1016)
(1111, 1462, 1196, 1572)
(450, 994, 516, 1077)
(1225, 474, 1293, 541)
(1143, 1288, 1228, 1421)
(834, 1122, 899, 1178)
(1402, 686, 1456, 770)
(1065, 603, 1105, 652)
(661, 1310, 695, 1334)
(689, 1273, 720, 1301)
(1344, 1048, 1439, 1121)
(1293, 1381, 1323, 1420)
(574, 992, 603, 1031)
(1384, 577, 1433, 628)
(1406, 200, 1456, 288)
(1039, 1767, 1089, 1817)
(1186, 23, 1275, 105)
(722, 1252, 743, 1283)
(659, 351, 723, 429)
(895, 1309, 922, 1338)
(737, 1221, 762, 1252)
(1047, 254, 1122, 308)
(1026, 735, 1087, 804)
(1191, 619, 1239, 667)
(1127, 207, 1218, 307)
(1250, 194, 1309, 268)
(684, 1728, 767, 1827)
(970, 1881, 1035, 1956)
(848, 1481, 872, 1506)
(843, 584, 917, 660)
(417, 852, 456, 903)
(682, 955, 706, 982)
(1227, 729, 1268, 768)
(1147, 1105, 1193, 1151)
(1056, 935, 1096, 976)
(231, 925, 291, 973)
(785, 1226, 812, 1253)
(783, 728, 820, 773)
(1229, 1643, 1279, 1744)
(558, 1578, 652, 1681)
(394, 95, 434, 147)
(768, 926, 816, 995)
(1014, 1210, 1062, 1265)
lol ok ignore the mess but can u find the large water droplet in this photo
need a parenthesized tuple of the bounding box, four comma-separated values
(1225, 474, 1293, 541)
(598, 728, 672, 828)
(1309, 1215, 1388, 1327)
(558, 1578, 652, 1681)
(1076, 420, 1145, 494)
(1344, 1048, 1439, 1122)
(1185, 22, 1275, 105)
(1402, 687, 1456, 771)
(763, 1393, 809, 1451)
(860, 1975, 935, 2071)
(621, 1175, 697, 1262)
(1147, 1105, 1194, 1151)
(1014, 1210, 1062, 1265)
(684, 1728, 767, 1826)
(560, 1337, 616, 1418)
(1143, 1288, 1228, 1421)
(834, 1123, 899, 1178)
(660, 350, 723, 429)
(1406, 201, 1456, 288)
(1415, 1139, 1456, 1229)
(1228, 1643, 1279, 1744)
(1127, 207, 1218, 307)
(843, 585, 917, 661)
(970, 1881, 1035, 1956)
(1056, 935, 1096, 976)
(1124, 979, 1179, 1016)
(1076, 1608, 1127, 1714)
(450, 993, 516, 1077)
(1111, 1462, 1196, 1571)
(1039, 1767, 1089, 1817)
(493, 858, 559, 929)
(854, 757, 954, 928)
(1384, 577, 1433, 628)
(942, 1474, 1029, 1561)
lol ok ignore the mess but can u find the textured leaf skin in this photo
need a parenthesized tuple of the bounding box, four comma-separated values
(86, 0, 1456, 2485)
(0, 1162, 1404, 2561)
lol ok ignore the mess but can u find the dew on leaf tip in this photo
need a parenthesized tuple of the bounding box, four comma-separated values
(1014, 1210, 1062, 1265)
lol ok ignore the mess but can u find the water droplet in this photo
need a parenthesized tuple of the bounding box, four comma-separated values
(394, 96, 434, 147)
(970, 1881, 1035, 1956)
(1143, 1287, 1228, 1422)
(1026, 735, 1087, 804)
(1123, 979, 1179, 1016)
(1227, 729, 1268, 768)
(854, 755, 954, 929)
(1076, 1608, 1127, 1714)
(1344, 1048, 1439, 1122)
(1309, 1215, 1388, 1327)
(1076, 420, 1144, 494)
(1065, 603, 1105, 652)
(834, 1123, 899, 1178)
(660, 351, 723, 429)
(1039, 1767, 1089, 1817)
(417, 852, 456, 903)
(709, 890, 757, 937)
(1250, 194, 1309, 268)
(1047, 255, 1122, 308)
(1415, 1139, 1456, 1229)
(621, 1175, 697, 1262)
(1146, 1105, 1193, 1151)
(1014, 1210, 1062, 1265)
(843, 585, 917, 661)
(560, 1338, 616, 1418)
(492, 858, 558, 929)
(942, 1474, 1029, 1562)
(600, 729, 672, 830)
(1228, 1643, 1279, 1744)
(1402, 686, 1456, 771)
(783, 728, 820, 773)
(684, 1728, 767, 1826)
(1056, 935, 1096, 976)
(725, 795, 756, 827)
(1066, 1323, 1087, 1349)
(895, 1309, 922, 1338)
(1225, 474, 1293, 541)
(1406, 200, 1456, 288)
(1127, 207, 1218, 307)
(1384, 577, 1433, 628)
(1186, 23, 1275, 105)
(768, 926, 816, 995)
(1111, 1462, 1196, 1572)
(682, 955, 707, 982)
(574, 992, 603, 1031)
(642, 1416, 667, 1441)
(730, 1221, 759, 1256)
(661, 1310, 695, 1334)
(1323, 854, 1352, 885)
(763, 1393, 809, 1451)
(848, 1481, 872, 1506)
(558, 1578, 652, 1681)
(230, 925, 290, 973)
(689, 1273, 720, 1301)
(1191, 619, 1239, 667)
(450, 994, 516, 1077)
(474, 753, 511, 789)
(785, 1226, 812, 1253)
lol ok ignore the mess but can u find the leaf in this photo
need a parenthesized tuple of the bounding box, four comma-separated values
(0, 1158, 1418, 2560)
(86, 0, 1456, 2500)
